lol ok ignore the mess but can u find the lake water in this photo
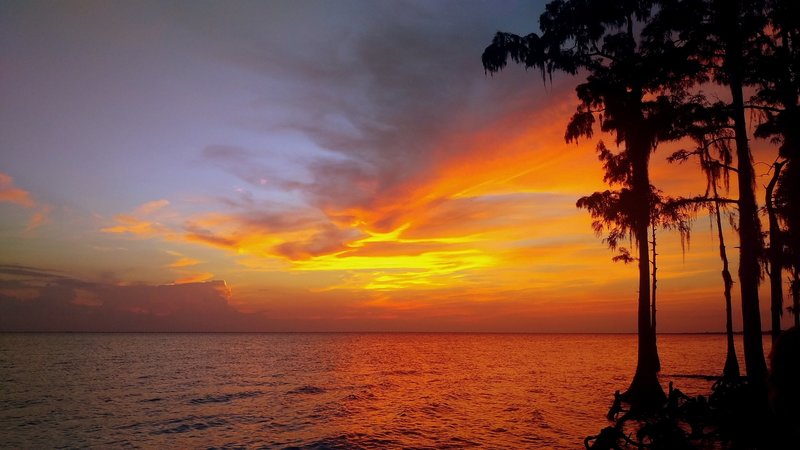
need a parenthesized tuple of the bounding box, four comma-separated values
(0, 333, 769, 449)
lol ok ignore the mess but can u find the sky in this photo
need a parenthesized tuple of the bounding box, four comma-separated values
(0, 0, 790, 332)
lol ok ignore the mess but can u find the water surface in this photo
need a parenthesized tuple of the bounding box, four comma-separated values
(0, 333, 763, 449)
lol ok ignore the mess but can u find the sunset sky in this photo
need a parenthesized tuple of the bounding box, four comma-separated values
(0, 0, 789, 332)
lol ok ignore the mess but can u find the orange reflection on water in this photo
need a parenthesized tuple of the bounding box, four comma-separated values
(3, 333, 760, 448)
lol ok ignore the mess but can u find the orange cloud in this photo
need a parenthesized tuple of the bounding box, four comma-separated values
(99, 94, 607, 298)
(0, 172, 52, 231)
(90, 104, 622, 300)
(101, 199, 173, 237)
(92, 87, 747, 333)
(135, 199, 170, 215)
(167, 256, 202, 268)
(261, 108, 604, 290)
(25, 205, 52, 232)
(101, 214, 169, 236)
(0, 173, 35, 207)
(164, 251, 210, 284)
(174, 272, 214, 284)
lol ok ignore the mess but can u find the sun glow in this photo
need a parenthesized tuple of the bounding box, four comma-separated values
(293, 223, 497, 290)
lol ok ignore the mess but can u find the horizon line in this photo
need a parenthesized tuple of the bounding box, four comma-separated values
(0, 330, 769, 335)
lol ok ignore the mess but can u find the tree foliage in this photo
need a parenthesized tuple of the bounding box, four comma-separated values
(483, 0, 798, 420)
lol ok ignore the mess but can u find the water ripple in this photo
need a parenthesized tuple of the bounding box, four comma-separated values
(151, 415, 229, 434)
(189, 390, 263, 404)
(286, 385, 326, 395)
(0, 333, 761, 449)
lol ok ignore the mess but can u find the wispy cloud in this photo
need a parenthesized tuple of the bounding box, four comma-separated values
(0, 173, 35, 207)
(164, 251, 210, 285)
(168, 256, 201, 268)
(101, 214, 170, 236)
(101, 199, 173, 237)
(135, 199, 170, 215)
(0, 172, 51, 231)
(25, 206, 51, 232)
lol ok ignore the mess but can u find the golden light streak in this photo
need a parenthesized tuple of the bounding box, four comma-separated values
(168, 257, 202, 268)
(353, 223, 484, 246)
(101, 215, 166, 236)
(174, 272, 214, 284)
(293, 249, 496, 290)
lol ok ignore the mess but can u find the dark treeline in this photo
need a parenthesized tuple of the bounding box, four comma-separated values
(483, 0, 798, 447)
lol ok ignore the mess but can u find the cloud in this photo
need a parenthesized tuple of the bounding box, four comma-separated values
(182, 231, 237, 251)
(135, 199, 170, 215)
(101, 214, 169, 236)
(273, 223, 363, 260)
(164, 251, 211, 285)
(0, 269, 263, 332)
(87, 1, 738, 323)
(0, 172, 51, 231)
(174, 272, 214, 284)
(0, 173, 35, 207)
(0, 264, 68, 281)
(167, 255, 201, 268)
(201, 145, 270, 189)
(0, 264, 41, 276)
(168, 20, 604, 289)
(189, 1, 585, 229)
(101, 199, 173, 237)
(25, 205, 51, 231)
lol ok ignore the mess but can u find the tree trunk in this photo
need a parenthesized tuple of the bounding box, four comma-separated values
(621, 115, 664, 408)
(651, 222, 660, 372)
(731, 79, 768, 388)
(766, 162, 785, 343)
(722, 0, 768, 395)
(713, 188, 740, 379)
(793, 274, 800, 327)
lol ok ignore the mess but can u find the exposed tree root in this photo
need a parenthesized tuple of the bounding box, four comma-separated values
(585, 377, 776, 450)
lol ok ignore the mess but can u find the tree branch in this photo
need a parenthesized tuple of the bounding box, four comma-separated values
(744, 104, 786, 113)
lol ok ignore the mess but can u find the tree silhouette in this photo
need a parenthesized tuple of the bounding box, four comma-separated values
(667, 108, 741, 379)
(651, 0, 770, 398)
(578, 145, 691, 376)
(482, 0, 696, 407)
(752, 0, 800, 327)
(765, 161, 785, 343)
